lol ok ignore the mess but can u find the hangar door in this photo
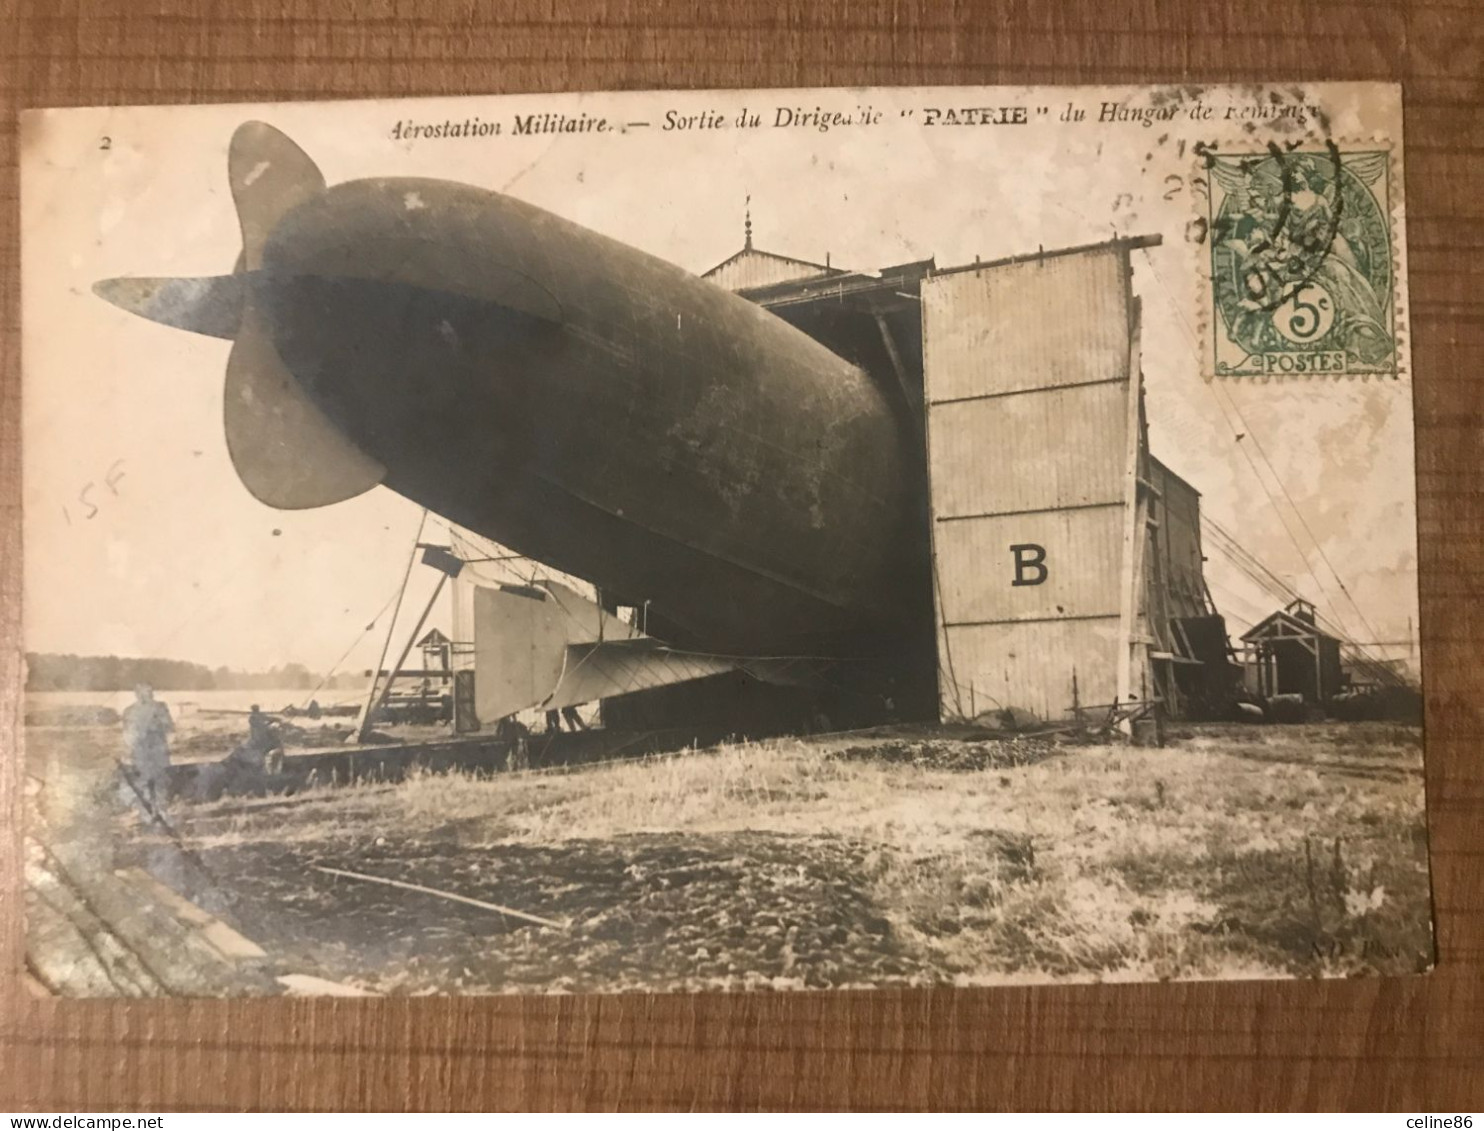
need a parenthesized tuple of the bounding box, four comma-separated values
(921, 243, 1142, 723)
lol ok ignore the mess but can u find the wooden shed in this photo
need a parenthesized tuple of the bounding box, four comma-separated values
(1240, 599, 1345, 705)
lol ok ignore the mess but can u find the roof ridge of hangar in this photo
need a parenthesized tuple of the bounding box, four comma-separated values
(701, 243, 844, 280)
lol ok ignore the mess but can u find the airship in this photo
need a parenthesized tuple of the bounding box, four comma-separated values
(94, 122, 930, 665)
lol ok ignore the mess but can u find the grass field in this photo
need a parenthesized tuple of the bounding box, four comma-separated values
(121, 721, 1433, 994)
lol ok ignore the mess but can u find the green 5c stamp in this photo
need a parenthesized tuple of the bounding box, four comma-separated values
(1205, 145, 1399, 378)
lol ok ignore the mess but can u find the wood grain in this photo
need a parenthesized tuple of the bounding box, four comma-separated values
(2, 0, 1481, 1111)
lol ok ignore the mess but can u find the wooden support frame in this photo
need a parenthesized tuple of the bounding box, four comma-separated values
(1114, 281, 1147, 738)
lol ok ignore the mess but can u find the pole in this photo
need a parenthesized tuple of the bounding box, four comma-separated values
(357, 572, 449, 741)
(1114, 288, 1144, 738)
(314, 866, 567, 930)
(358, 509, 428, 738)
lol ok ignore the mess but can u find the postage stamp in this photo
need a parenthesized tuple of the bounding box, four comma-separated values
(1203, 144, 1401, 379)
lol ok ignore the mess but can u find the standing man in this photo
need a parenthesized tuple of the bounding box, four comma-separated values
(122, 683, 173, 812)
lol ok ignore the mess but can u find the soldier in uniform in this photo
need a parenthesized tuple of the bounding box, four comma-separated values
(121, 683, 174, 813)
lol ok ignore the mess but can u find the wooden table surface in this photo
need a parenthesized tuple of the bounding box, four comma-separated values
(2, 0, 1481, 1112)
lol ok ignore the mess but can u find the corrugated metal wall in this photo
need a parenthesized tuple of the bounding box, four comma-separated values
(922, 247, 1134, 722)
(938, 619, 1125, 720)
(933, 507, 1123, 625)
(922, 249, 1131, 402)
(927, 382, 1128, 516)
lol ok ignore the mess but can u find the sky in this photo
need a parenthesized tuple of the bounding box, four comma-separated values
(19, 83, 1418, 680)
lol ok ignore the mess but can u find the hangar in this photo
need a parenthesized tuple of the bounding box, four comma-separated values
(442, 228, 1236, 737)
(698, 231, 1232, 731)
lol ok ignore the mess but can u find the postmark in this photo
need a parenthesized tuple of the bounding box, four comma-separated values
(1201, 143, 1401, 379)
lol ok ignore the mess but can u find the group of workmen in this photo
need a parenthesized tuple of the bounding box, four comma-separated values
(121, 684, 594, 809)
(120, 684, 285, 813)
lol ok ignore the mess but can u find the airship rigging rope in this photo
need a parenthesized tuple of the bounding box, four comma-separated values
(363, 508, 429, 709)
(1201, 370, 1359, 643)
(1202, 518, 1303, 606)
(1234, 420, 1388, 650)
(1202, 518, 1402, 685)
(299, 581, 406, 710)
(1137, 247, 1394, 666)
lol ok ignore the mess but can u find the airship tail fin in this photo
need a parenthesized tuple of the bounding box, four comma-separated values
(92, 274, 245, 340)
(95, 121, 383, 510)
(91, 121, 323, 336)
(220, 122, 386, 509)
(224, 302, 387, 510)
(228, 121, 326, 270)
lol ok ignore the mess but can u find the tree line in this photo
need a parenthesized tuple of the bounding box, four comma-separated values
(25, 653, 367, 692)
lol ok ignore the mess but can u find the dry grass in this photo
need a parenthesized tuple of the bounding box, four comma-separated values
(165, 722, 1432, 989)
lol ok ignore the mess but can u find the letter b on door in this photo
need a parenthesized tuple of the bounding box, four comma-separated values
(1010, 543, 1047, 586)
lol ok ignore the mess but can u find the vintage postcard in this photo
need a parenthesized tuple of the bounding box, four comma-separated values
(19, 83, 1429, 996)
